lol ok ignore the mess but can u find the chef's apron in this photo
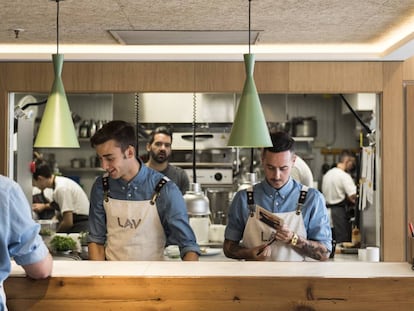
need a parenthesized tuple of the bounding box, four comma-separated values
(242, 186, 308, 261)
(103, 175, 168, 261)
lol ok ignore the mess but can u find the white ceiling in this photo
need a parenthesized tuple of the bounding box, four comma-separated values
(2, 0, 414, 61)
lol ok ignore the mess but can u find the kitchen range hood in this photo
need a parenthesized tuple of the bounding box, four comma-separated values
(137, 93, 236, 124)
(341, 93, 376, 114)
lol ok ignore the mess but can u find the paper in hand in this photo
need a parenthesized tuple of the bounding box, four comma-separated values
(256, 205, 284, 229)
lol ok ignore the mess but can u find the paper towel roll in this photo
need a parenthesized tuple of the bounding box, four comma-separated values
(366, 246, 380, 262)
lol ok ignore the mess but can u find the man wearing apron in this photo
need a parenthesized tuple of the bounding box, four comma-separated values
(322, 150, 357, 243)
(88, 121, 200, 261)
(224, 132, 332, 261)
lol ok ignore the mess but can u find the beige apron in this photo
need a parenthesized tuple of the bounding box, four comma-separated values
(104, 197, 166, 261)
(243, 208, 306, 261)
(242, 186, 308, 261)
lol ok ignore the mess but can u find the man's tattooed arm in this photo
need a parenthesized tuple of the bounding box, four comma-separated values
(292, 235, 330, 261)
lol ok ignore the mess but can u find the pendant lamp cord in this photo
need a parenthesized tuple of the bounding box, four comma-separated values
(192, 93, 197, 183)
(56, 0, 60, 54)
(135, 92, 140, 157)
(248, 0, 251, 54)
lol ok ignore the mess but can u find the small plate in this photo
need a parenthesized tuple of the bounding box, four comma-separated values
(200, 247, 222, 256)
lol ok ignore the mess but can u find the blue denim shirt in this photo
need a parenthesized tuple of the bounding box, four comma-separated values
(88, 161, 200, 259)
(1, 175, 49, 310)
(225, 177, 332, 252)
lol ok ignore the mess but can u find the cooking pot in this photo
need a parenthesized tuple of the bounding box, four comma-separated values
(71, 158, 86, 168)
(268, 121, 291, 134)
(291, 117, 317, 137)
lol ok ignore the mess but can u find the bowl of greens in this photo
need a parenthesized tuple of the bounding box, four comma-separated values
(50, 235, 77, 254)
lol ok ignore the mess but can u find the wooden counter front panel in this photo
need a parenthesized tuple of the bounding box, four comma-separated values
(5, 276, 414, 311)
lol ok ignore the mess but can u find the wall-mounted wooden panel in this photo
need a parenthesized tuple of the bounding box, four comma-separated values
(382, 62, 405, 261)
(403, 56, 414, 80)
(255, 62, 289, 93)
(289, 62, 383, 93)
(194, 62, 244, 92)
(1, 62, 52, 92)
(63, 62, 196, 92)
(406, 85, 414, 261)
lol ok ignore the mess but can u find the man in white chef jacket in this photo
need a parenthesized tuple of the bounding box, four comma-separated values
(322, 150, 357, 243)
(32, 159, 90, 233)
(224, 132, 332, 261)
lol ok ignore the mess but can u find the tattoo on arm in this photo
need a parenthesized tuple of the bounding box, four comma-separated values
(294, 236, 330, 261)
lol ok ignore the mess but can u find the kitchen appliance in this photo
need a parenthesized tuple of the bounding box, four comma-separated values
(184, 183, 210, 244)
(181, 159, 234, 225)
(206, 189, 233, 225)
(291, 117, 317, 137)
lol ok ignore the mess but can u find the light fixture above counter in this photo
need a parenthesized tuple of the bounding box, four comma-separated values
(34, 0, 79, 149)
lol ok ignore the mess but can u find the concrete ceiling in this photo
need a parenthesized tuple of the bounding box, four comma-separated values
(2, 0, 414, 61)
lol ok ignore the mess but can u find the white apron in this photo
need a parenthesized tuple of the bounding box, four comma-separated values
(242, 186, 308, 261)
(104, 197, 166, 261)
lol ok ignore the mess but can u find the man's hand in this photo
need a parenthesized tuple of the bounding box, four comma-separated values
(223, 239, 272, 261)
(32, 203, 48, 213)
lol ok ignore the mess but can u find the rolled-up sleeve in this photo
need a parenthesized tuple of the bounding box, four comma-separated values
(88, 177, 107, 245)
(157, 183, 200, 257)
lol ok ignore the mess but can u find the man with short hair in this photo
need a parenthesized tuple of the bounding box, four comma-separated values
(32, 159, 90, 233)
(224, 131, 332, 261)
(322, 150, 357, 243)
(146, 126, 190, 195)
(88, 120, 199, 261)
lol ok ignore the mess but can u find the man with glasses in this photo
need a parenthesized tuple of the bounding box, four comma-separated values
(145, 126, 190, 195)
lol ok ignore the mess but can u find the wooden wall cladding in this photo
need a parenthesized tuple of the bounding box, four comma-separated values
(382, 62, 405, 261)
(406, 85, 414, 262)
(289, 62, 383, 93)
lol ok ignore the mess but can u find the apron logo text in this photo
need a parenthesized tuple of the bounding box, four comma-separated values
(117, 217, 142, 229)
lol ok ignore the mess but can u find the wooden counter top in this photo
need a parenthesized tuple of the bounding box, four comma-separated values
(8, 260, 414, 278)
(5, 261, 414, 311)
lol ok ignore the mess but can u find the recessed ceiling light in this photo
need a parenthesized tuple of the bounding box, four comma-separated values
(109, 30, 261, 45)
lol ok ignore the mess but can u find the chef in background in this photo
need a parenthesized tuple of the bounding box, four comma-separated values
(32, 159, 90, 233)
(321, 150, 357, 243)
(145, 126, 190, 195)
(291, 155, 314, 187)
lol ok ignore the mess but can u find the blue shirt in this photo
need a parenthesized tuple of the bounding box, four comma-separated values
(225, 177, 332, 252)
(0, 175, 49, 310)
(88, 162, 200, 258)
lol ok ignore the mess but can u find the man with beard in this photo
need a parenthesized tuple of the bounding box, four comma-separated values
(223, 131, 331, 261)
(146, 126, 190, 195)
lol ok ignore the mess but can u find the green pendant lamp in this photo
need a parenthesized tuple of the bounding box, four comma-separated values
(227, 0, 272, 148)
(34, 0, 79, 148)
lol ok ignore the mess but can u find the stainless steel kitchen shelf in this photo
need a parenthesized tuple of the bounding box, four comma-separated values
(293, 137, 314, 142)
(60, 167, 104, 173)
